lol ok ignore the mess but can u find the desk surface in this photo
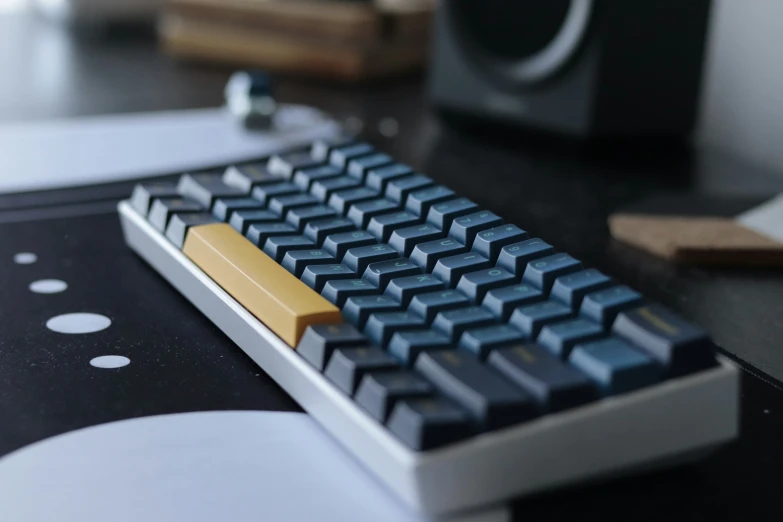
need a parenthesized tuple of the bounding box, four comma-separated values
(1, 9, 783, 521)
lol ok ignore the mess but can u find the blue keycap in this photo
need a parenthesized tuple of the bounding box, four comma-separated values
(522, 253, 582, 292)
(537, 318, 606, 359)
(347, 153, 393, 180)
(269, 193, 319, 216)
(405, 186, 456, 216)
(569, 338, 659, 396)
(449, 211, 504, 248)
(367, 211, 421, 242)
(426, 198, 479, 230)
(267, 151, 321, 179)
(328, 187, 380, 215)
(246, 222, 298, 246)
(363, 258, 421, 290)
(387, 330, 452, 366)
(472, 224, 528, 262)
(165, 212, 219, 248)
(612, 304, 715, 376)
(496, 238, 554, 276)
(408, 290, 471, 323)
(365, 163, 413, 192)
(176, 172, 245, 208)
(301, 263, 356, 292)
(482, 283, 544, 320)
(551, 269, 613, 308)
(342, 244, 399, 274)
(459, 324, 525, 360)
(321, 279, 379, 307)
(310, 176, 361, 202)
(385, 174, 434, 203)
(251, 181, 299, 205)
(509, 300, 572, 338)
(355, 371, 433, 422)
(329, 143, 375, 168)
(212, 197, 263, 221)
(281, 248, 336, 277)
(579, 285, 643, 327)
(223, 163, 281, 192)
(293, 164, 342, 190)
(311, 136, 355, 161)
(343, 295, 401, 328)
(296, 322, 366, 371)
(387, 397, 473, 451)
(322, 230, 376, 260)
(388, 224, 444, 256)
(303, 217, 355, 246)
(130, 181, 180, 217)
(384, 274, 445, 307)
(364, 311, 426, 346)
(456, 267, 517, 303)
(263, 235, 315, 262)
(346, 198, 399, 228)
(229, 209, 278, 234)
(432, 306, 497, 342)
(325, 347, 399, 395)
(409, 238, 468, 272)
(488, 345, 597, 411)
(286, 205, 338, 231)
(432, 252, 492, 288)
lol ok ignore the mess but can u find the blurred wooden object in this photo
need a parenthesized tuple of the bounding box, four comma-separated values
(160, 0, 435, 81)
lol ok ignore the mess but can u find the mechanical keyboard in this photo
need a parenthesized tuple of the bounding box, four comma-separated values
(119, 135, 739, 518)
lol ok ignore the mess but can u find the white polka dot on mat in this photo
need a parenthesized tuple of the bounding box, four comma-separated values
(90, 355, 130, 369)
(29, 279, 68, 294)
(46, 313, 111, 334)
(13, 252, 37, 264)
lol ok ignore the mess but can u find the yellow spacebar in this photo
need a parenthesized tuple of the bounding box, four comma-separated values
(182, 223, 342, 346)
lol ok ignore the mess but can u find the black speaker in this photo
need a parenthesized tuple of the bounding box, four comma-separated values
(429, 0, 712, 139)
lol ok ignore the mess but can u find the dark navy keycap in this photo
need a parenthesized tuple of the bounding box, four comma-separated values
(537, 318, 605, 359)
(509, 300, 572, 338)
(459, 324, 525, 360)
(262, 235, 315, 262)
(329, 143, 375, 169)
(281, 249, 336, 277)
(343, 295, 401, 328)
(343, 244, 399, 274)
(212, 197, 263, 222)
(432, 306, 497, 342)
(415, 351, 537, 430)
(405, 186, 456, 216)
(523, 253, 582, 292)
(363, 258, 421, 290)
(246, 222, 297, 246)
(267, 151, 321, 179)
(569, 338, 660, 395)
(456, 267, 517, 303)
(408, 290, 471, 324)
(385, 174, 434, 203)
(346, 198, 399, 228)
(311, 136, 356, 161)
(252, 181, 300, 205)
(551, 269, 613, 308)
(165, 212, 219, 248)
(367, 211, 421, 242)
(301, 263, 356, 292)
(496, 238, 555, 276)
(449, 211, 504, 248)
(286, 205, 337, 231)
(384, 274, 445, 307)
(580, 285, 644, 327)
(229, 209, 279, 234)
(310, 176, 362, 202)
(409, 238, 468, 272)
(324, 347, 399, 395)
(130, 181, 180, 216)
(426, 198, 479, 230)
(472, 225, 528, 262)
(293, 164, 343, 190)
(432, 252, 492, 288)
(488, 345, 597, 411)
(223, 162, 281, 192)
(365, 163, 413, 192)
(148, 198, 204, 232)
(387, 330, 452, 366)
(177, 172, 245, 208)
(328, 187, 380, 215)
(303, 217, 355, 246)
(388, 224, 444, 257)
(321, 279, 379, 307)
(364, 311, 427, 346)
(347, 153, 393, 180)
(355, 371, 433, 422)
(296, 323, 367, 371)
(612, 304, 716, 376)
(387, 397, 473, 451)
(269, 193, 320, 216)
(482, 283, 544, 320)
(322, 230, 377, 260)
